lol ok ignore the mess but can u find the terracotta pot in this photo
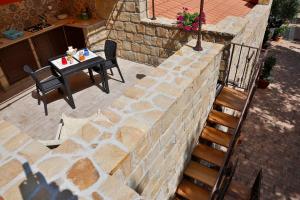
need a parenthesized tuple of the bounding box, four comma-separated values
(273, 36, 283, 42)
(258, 79, 270, 89)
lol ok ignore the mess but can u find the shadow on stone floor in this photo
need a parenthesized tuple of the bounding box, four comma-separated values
(233, 41, 300, 200)
(31, 72, 107, 105)
(19, 162, 77, 200)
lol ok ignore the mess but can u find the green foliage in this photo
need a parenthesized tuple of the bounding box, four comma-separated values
(261, 56, 276, 80)
(269, 0, 300, 28)
(273, 25, 288, 37)
(182, 12, 199, 26)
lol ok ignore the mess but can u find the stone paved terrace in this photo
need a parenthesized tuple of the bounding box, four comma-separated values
(234, 40, 300, 199)
(147, 0, 255, 24)
(0, 57, 153, 140)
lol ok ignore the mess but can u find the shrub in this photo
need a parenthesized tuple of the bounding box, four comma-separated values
(261, 56, 276, 80)
(273, 25, 288, 38)
(269, 0, 299, 28)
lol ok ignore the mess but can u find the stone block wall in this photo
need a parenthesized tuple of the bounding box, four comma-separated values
(88, 0, 271, 84)
(99, 0, 240, 66)
(0, 0, 64, 32)
(90, 0, 271, 85)
(119, 41, 223, 199)
(0, 40, 223, 200)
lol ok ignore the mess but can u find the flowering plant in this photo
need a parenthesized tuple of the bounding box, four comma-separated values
(177, 7, 206, 31)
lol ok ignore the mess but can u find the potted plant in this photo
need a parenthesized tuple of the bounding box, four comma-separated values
(272, 25, 287, 41)
(176, 7, 206, 31)
(258, 56, 276, 89)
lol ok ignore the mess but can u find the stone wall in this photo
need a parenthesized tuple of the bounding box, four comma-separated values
(0, 0, 64, 32)
(92, 0, 271, 82)
(117, 40, 223, 199)
(101, 0, 241, 66)
(0, 0, 101, 32)
(95, 0, 119, 20)
(0, 40, 223, 200)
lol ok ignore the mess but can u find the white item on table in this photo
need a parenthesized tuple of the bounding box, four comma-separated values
(73, 49, 98, 62)
(66, 46, 77, 56)
(50, 57, 79, 69)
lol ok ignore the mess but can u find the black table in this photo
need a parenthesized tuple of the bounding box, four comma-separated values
(48, 55, 109, 109)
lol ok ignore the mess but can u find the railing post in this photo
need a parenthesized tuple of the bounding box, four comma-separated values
(151, 0, 156, 20)
(194, 0, 205, 51)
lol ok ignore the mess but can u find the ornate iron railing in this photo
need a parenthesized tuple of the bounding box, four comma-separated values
(223, 43, 261, 90)
(211, 43, 265, 199)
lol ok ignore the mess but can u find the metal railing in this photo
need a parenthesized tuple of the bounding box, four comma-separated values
(223, 43, 260, 91)
(211, 48, 265, 198)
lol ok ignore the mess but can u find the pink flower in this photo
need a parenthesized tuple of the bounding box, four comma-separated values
(192, 22, 199, 27)
(177, 15, 184, 21)
(192, 26, 198, 31)
(184, 26, 192, 31)
(177, 23, 184, 28)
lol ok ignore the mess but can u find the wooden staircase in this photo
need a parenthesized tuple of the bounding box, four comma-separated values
(175, 86, 249, 200)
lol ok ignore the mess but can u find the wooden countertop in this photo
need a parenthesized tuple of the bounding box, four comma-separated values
(0, 17, 106, 49)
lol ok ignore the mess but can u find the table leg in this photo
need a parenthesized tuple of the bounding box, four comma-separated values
(63, 77, 76, 109)
(88, 68, 95, 83)
(102, 65, 109, 94)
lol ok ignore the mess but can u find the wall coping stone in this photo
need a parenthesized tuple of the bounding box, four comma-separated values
(140, 16, 248, 38)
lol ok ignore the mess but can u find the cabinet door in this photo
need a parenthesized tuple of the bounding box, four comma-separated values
(0, 40, 38, 85)
(48, 27, 68, 56)
(32, 31, 53, 66)
(32, 27, 68, 66)
(64, 26, 86, 49)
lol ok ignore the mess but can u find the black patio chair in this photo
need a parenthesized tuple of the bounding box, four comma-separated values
(93, 40, 125, 83)
(24, 65, 66, 116)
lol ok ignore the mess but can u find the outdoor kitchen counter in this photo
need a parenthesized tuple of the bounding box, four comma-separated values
(0, 17, 106, 90)
(0, 17, 106, 49)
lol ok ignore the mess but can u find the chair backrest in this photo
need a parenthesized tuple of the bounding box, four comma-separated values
(24, 65, 39, 83)
(104, 40, 117, 61)
(211, 159, 238, 200)
(249, 169, 262, 200)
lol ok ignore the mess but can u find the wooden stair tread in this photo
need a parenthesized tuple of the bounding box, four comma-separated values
(184, 161, 218, 187)
(201, 126, 232, 148)
(176, 179, 210, 200)
(192, 143, 226, 167)
(215, 87, 246, 111)
(208, 110, 239, 129)
(223, 86, 248, 100)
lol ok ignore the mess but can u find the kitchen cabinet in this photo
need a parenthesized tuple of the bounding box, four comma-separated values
(64, 26, 86, 49)
(0, 40, 38, 85)
(0, 18, 102, 90)
(32, 27, 68, 66)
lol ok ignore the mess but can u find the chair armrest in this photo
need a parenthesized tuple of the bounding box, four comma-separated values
(92, 49, 104, 53)
(34, 65, 52, 74)
(40, 76, 62, 85)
